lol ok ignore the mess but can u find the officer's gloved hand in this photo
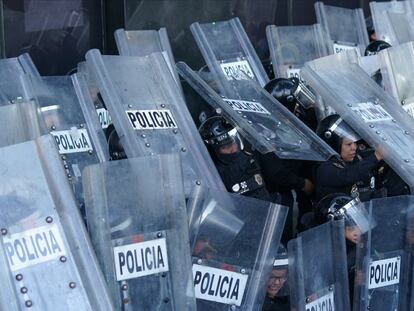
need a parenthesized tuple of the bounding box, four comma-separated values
(374, 146, 385, 161)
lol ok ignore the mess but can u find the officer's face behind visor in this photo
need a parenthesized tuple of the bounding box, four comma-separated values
(216, 128, 241, 155)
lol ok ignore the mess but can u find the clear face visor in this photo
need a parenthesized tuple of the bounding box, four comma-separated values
(332, 197, 373, 234)
(293, 81, 317, 109)
(326, 117, 361, 142)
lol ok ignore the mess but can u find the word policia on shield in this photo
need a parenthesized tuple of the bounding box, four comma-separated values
(192, 264, 248, 306)
(113, 238, 169, 281)
(220, 60, 255, 81)
(4, 224, 66, 271)
(126, 109, 178, 130)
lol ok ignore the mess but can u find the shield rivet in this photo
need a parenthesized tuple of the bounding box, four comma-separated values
(51, 125, 56, 130)
(145, 143, 150, 147)
(21, 287, 28, 294)
(141, 134, 146, 138)
(121, 284, 128, 291)
(1, 228, 7, 235)
(163, 297, 170, 303)
(46, 216, 53, 224)
(196, 180, 201, 186)
(181, 147, 187, 152)
(60, 256, 67, 263)
(16, 274, 23, 281)
(88, 150, 93, 155)
(69, 282, 76, 289)
(161, 272, 167, 278)
(25, 300, 33, 308)
(240, 269, 246, 274)
(157, 232, 163, 238)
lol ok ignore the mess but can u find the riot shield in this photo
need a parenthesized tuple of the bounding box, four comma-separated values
(177, 61, 337, 161)
(0, 100, 47, 148)
(266, 24, 330, 81)
(353, 196, 414, 311)
(190, 17, 269, 87)
(302, 55, 414, 192)
(84, 49, 225, 194)
(77, 61, 113, 131)
(288, 220, 350, 311)
(370, 1, 413, 45)
(0, 54, 39, 105)
(83, 154, 196, 310)
(378, 41, 414, 116)
(28, 75, 108, 212)
(315, 2, 368, 55)
(0, 135, 114, 310)
(187, 184, 288, 310)
(114, 28, 182, 92)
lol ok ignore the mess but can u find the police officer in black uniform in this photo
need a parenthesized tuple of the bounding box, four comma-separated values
(263, 77, 318, 233)
(262, 245, 290, 311)
(199, 114, 274, 201)
(315, 114, 384, 202)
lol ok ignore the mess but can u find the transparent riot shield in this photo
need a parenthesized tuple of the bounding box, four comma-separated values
(84, 49, 225, 194)
(0, 100, 47, 148)
(177, 61, 337, 161)
(315, 2, 368, 55)
(28, 75, 108, 212)
(303, 55, 414, 192)
(190, 17, 269, 87)
(187, 184, 288, 310)
(370, 1, 413, 45)
(77, 61, 113, 131)
(378, 41, 414, 116)
(83, 154, 196, 310)
(0, 135, 114, 310)
(266, 24, 330, 81)
(114, 28, 182, 92)
(353, 196, 414, 311)
(288, 220, 350, 311)
(0, 54, 39, 105)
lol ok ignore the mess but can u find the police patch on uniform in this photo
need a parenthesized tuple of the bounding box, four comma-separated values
(254, 174, 263, 186)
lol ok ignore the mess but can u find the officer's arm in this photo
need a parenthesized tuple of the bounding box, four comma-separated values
(318, 154, 380, 187)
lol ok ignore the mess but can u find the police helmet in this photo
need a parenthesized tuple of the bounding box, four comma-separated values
(198, 115, 237, 148)
(315, 193, 370, 233)
(316, 114, 360, 153)
(106, 124, 126, 160)
(265, 77, 316, 110)
(273, 244, 288, 268)
(364, 40, 391, 56)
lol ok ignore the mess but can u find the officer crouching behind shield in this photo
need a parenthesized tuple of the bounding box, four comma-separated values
(315, 114, 384, 203)
(199, 114, 277, 202)
(315, 194, 366, 305)
(262, 245, 290, 311)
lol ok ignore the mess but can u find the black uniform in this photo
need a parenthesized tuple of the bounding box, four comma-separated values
(315, 153, 380, 202)
(215, 151, 274, 202)
(262, 295, 290, 311)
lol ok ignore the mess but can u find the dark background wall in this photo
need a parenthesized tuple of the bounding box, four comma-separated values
(1, 0, 390, 75)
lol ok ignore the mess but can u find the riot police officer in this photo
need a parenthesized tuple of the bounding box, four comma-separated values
(199, 114, 273, 201)
(264, 77, 318, 233)
(264, 77, 319, 131)
(364, 40, 392, 87)
(262, 245, 290, 311)
(315, 114, 384, 202)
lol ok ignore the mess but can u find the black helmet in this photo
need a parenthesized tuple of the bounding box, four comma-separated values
(265, 77, 318, 130)
(315, 193, 370, 233)
(316, 114, 360, 153)
(198, 115, 237, 148)
(364, 40, 391, 56)
(265, 77, 316, 110)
